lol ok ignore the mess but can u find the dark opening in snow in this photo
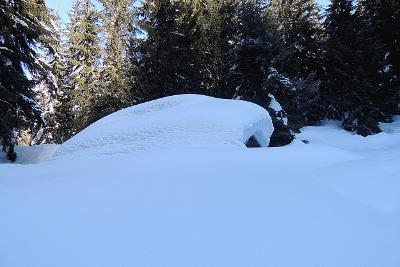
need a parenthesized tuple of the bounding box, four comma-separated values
(245, 136, 261, 148)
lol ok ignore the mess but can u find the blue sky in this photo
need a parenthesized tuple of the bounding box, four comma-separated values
(46, 0, 331, 24)
(47, 0, 102, 23)
(47, 0, 73, 22)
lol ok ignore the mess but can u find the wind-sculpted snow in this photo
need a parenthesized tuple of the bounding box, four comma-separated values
(55, 95, 274, 159)
(1, 108, 400, 267)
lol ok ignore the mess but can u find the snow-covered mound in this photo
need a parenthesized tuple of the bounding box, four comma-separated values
(297, 119, 400, 219)
(1, 110, 400, 267)
(55, 94, 273, 158)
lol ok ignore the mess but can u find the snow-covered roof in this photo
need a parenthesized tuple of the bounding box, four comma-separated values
(55, 94, 273, 158)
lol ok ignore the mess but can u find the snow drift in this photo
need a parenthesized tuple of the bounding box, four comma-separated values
(55, 94, 273, 159)
(1, 99, 400, 267)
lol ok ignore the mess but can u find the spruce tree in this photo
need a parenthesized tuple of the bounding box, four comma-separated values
(356, 0, 400, 118)
(0, 0, 54, 161)
(132, 0, 201, 101)
(99, 0, 135, 112)
(261, 0, 324, 136)
(226, 0, 295, 146)
(45, 9, 72, 143)
(269, 0, 322, 79)
(226, 0, 271, 101)
(313, 0, 400, 136)
(65, 0, 102, 134)
(193, 0, 238, 97)
(31, 9, 70, 144)
(317, 0, 382, 136)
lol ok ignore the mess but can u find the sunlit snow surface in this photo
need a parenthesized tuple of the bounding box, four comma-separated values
(1, 96, 400, 266)
(55, 94, 273, 159)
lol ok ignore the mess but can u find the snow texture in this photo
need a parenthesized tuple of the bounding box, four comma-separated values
(0, 46, 13, 53)
(383, 64, 392, 73)
(55, 94, 273, 159)
(1, 101, 400, 267)
(0, 144, 58, 164)
(12, 16, 29, 28)
(268, 94, 283, 112)
(268, 94, 288, 125)
(5, 58, 12, 66)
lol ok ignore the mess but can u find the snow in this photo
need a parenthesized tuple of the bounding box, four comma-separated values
(0, 46, 13, 53)
(267, 67, 293, 88)
(0, 144, 58, 164)
(49, 18, 60, 32)
(18, 93, 37, 106)
(297, 119, 400, 220)
(171, 31, 185, 36)
(5, 58, 12, 66)
(1, 98, 400, 267)
(268, 94, 288, 125)
(381, 116, 400, 134)
(268, 94, 283, 112)
(383, 64, 392, 73)
(70, 65, 84, 76)
(12, 16, 29, 28)
(55, 95, 273, 159)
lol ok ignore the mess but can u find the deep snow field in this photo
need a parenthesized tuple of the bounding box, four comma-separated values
(1, 95, 400, 267)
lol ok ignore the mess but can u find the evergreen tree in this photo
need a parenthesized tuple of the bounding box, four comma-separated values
(269, 0, 322, 79)
(261, 0, 323, 137)
(65, 0, 102, 134)
(193, 0, 238, 97)
(316, 0, 383, 136)
(99, 0, 135, 112)
(32, 9, 70, 144)
(310, 0, 400, 136)
(0, 0, 55, 161)
(132, 0, 201, 101)
(46, 10, 72, 143)
(226, 0, 295, 146)
(356, 0, 400, 117)
(227, 0, 271, 101)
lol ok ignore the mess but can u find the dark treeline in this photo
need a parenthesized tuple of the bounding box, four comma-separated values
(1, 0, 399, 161)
